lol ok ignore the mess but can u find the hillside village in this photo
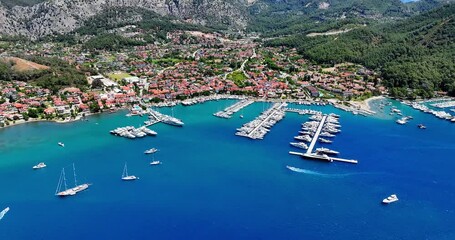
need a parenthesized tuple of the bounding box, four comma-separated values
(0, 31, 385, 127)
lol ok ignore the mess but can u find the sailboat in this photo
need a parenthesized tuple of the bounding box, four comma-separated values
(55, 164, 90, 197)
(121, 162, 138, 181)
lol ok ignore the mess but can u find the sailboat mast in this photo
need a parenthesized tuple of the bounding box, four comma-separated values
(55, 169, 63, 195)
(73, 163, 78, 187)
(63, 168, 68, 191)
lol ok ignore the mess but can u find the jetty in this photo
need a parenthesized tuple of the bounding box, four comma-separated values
(236, 102, 286, 140)
(213, 99, 254, 119)
(307, 115, 327, 154)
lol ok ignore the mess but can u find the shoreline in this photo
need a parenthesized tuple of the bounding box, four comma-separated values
(0, 111, 105, 130)
(0, 95, 388, 131)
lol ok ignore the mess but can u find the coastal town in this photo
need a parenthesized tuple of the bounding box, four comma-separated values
(0, 30, 423, 128)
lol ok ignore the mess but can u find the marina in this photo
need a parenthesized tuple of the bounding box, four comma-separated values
(236, 102, 287, 140)
(289, 113, 357, 164)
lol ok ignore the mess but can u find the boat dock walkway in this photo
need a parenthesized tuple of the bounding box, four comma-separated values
(306, 115, 327, 154)
(289, 151, 358, 164)
(247, 102, 286, 138)
(213, 99, 254, 118)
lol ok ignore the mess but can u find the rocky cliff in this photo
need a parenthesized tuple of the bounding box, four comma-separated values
(0, 0, 253, 38)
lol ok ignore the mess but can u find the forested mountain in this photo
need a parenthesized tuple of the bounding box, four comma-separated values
(266, 4, 455, 97)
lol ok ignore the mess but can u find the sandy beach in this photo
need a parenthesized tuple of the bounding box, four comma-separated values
(349, 96, 385, 113)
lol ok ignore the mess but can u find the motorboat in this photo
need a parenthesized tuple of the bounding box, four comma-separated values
(382, 194, 399, 204)
(33, 162, 46, 169)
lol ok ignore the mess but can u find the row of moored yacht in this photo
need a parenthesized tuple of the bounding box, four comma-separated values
(110, 126, 157, 139)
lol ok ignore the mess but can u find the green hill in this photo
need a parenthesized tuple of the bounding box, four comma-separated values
(266, 4, 455, 98)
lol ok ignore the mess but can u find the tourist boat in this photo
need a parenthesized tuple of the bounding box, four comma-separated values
(0, 207, 10, 221)
(290, 142, 308, 150)
(315, 147, 339, 155)
(144, 148, 158, 154)
(121, 163, 138, 181)
(319, 138, 333, 143)
(150, 161, 161, 165)
(58, 142, 65, 147)
(55, 164, 90, 197)
(33, 162, 46, 169)
(382, 194, 399, 204)
(417, 124, 426, 129)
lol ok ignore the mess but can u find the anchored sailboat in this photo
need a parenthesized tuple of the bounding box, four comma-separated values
(55, 164, 90, 197)
(121, 162, 138, 181)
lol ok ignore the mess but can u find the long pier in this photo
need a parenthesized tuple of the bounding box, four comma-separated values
(306, 115, 327, 154)
(247, 102, 286, 138)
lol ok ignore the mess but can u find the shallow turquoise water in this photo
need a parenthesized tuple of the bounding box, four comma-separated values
(0, 100, 454, 239)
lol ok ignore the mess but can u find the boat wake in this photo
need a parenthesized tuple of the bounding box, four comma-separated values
(286, 166, 373, 178)
(0, 207, 10, 221)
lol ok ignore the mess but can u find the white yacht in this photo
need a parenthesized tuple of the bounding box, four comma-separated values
(290, 142, 308, 149)
(382, 194, 399, 204)
(319, 138, 333, 143)
(315, 147, 339, 155)
(319, 132, 335, 138)
(396, 119, 407, 125)
(33, 162, 46, 169)
(58, 142, 65, 147)
(144, 148, 158, 154)
(294, 135, 312, 142)
(150, 161, 162, 165)
(121, 163, 138, 181)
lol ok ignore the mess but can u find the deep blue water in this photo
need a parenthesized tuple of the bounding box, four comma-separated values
(0, 99, 454, 239)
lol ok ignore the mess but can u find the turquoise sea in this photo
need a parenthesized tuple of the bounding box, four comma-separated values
(1, 99, 455, 239)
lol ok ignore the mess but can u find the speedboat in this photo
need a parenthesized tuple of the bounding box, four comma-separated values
(33, 162, 46, 169)
(240, 115, 244, 118)
(382, 194, 399, 204)
(150, 161, 162, 165)
(58, 142, 65, 147)
(144, 148, 158, 154)
(417, 124, 426, 129)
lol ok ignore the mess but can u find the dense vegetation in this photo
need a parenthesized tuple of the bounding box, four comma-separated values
(266, 4, 455, 98)
(248, 0, 454, 37)
(82, 34, 143, 51)
(0, 56, 89, 93)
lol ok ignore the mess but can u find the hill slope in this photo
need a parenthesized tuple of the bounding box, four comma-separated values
(267, 4, 455, 97)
